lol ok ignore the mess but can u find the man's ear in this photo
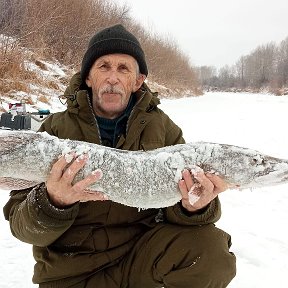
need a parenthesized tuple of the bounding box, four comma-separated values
(133, 74, 146, 92)
(85, 75, 92, 88)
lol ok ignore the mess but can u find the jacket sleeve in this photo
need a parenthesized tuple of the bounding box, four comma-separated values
(3, 183, 79, 247)
(162, 114, 222, 225)
(3, 116, 79, 247)
(165, 198, 221, 225)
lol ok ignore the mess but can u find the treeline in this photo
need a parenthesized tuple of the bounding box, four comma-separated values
(0, 0, 200, 96)
(197, 38, 288, 95)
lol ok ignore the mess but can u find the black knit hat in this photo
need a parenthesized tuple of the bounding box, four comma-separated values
(81, 24, 148, 81)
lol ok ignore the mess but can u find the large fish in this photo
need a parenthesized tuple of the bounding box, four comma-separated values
(1, 130, 288, 208)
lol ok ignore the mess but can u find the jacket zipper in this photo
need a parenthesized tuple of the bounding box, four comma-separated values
(85, 91, 103, 145)
(125, 91, 146, 136)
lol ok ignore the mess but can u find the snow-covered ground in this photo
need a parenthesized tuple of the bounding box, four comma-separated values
(1, 91, 288, 287)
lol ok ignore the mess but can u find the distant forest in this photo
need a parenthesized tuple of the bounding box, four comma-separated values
(197, 38, 288, 95)
(0, 0, 287, 97)
(0, 0, 200, 96)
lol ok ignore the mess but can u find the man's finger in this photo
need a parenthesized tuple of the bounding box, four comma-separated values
(72, 169, 103, 192)
(179, 179, 189, 200)
(49, 153, 76, 181)
(80, 190, 109, 202)
(62, 154, 89, 182)
(192, 170, 209, 185)
(192, 171, 214, 194)
(181, 169, 194, 190)
(206, 173, 228, 194)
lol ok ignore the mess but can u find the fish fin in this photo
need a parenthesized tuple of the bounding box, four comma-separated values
(0, 177, 40, 190)
(0, 131, 38, 152)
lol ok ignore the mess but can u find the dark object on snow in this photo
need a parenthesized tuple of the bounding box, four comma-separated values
(0, 113, 31, 130)
(37, 109, 50, 115)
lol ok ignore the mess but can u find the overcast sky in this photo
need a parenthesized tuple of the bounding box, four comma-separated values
(113, 0, 288, 69)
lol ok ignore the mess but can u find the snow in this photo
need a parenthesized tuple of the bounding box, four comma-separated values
(188, 190, 201, 205)
(1, 91, 288, 287)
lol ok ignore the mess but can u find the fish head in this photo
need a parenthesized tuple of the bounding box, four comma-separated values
(228, 146, 288, 189)
(197, 143, 288, 190)
(246, 153, 288, 188)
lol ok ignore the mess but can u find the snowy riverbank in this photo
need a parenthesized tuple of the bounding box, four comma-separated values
(1, 91, 288, 287)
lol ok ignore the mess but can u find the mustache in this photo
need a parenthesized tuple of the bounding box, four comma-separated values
(99, 85, 125, 96)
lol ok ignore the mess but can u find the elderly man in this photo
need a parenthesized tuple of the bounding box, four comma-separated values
(4, 24, 236, 288)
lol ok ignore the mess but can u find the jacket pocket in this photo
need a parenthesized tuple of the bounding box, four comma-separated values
(50, 226, 96, 253)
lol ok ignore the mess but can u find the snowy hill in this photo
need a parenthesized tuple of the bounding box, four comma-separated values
(1, 92, 288, 288)
(0, 53, 74, 114)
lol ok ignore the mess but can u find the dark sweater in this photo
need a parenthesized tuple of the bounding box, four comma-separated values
(96, 94, 137, 147)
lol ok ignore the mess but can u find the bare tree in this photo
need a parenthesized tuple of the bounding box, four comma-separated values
(0, 0, 201, 95)
(276, 37, 288, 87)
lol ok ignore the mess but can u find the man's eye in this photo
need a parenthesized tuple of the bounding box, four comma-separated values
(99, 64, 109, 70)
(119, 65, 129, 72)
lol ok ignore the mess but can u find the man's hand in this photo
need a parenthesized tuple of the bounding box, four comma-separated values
(46, 153, 108, 208)
(178, 169, 228, 213)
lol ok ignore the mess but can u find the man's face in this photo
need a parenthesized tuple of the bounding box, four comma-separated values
(85, 54, 146, 119)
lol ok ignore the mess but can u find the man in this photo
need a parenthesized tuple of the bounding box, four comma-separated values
(4, 24, 236, 287)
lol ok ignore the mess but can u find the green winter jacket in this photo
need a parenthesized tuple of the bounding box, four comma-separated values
(3, 73, 221, 287)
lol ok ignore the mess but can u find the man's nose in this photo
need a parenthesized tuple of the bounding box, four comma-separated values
(106, 71, 119, 85)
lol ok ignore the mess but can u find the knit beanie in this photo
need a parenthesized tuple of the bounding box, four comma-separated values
(81, 24, 148, 81)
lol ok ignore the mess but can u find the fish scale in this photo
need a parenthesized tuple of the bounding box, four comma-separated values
(1, 130, 288, 208)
